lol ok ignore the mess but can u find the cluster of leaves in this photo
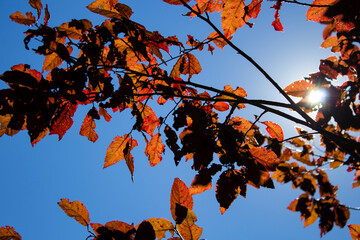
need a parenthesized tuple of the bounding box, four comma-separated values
(1, 0, 360, 239)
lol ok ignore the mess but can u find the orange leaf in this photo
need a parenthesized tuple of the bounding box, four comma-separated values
(249, 147, 279, 171)
(105, 221, 134, 232)
(176, 220, 202, 240)
(0, 115, 20, 137)
(104, 134, 138, 169)
(306, 0, 338, 22)
(261, 121, 284, 141)
(221, 0, 246, 38)
(137, 103, 160, 136)
(283, 80, 315, 98)
(29, 0, 42, 19)
(87, 0, 133, 19)
(189, 176, 212, 195)
(0, 226, 21, 240)
(99, 107, 112, 122)
(10, 11, 36, 26)
(44, 4, 50, 25)
(321, 35, 338, 48)
(213, 102, 229, 112)
(145, 133, 165, 167)
(139, 218, 174, 240)
(58, 198, 90, 226)
(79, 114, 99, 143)
(182, 53, 202, 79)
(349, 224, 360, 240)
(163, 0, 190, 5)
(170, 178, 193, 222)
(304, 203, 318, 227)
(247, 0, 263, 19)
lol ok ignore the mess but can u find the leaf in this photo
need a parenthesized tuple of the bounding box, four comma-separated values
(104, 134, 138, 169)
(221, 0, 246, 38)
(57, 22, 83, 40)
(306, 0, 338, 22)
(105, 221, 135, 233)
(87, 0, 133, 19)
(176, 220, 202, 240)
(182, 53, 202, 80)
(292, 152, 315, 166)
(141, 218, 174, 240)
(216, 169, 247, 214)
(163, 0, 190, 5)
(43, 44, 73, 72)
(9, 11, 36, 26)
(135, 221, 155, 240)
(213, 102, 229, 112)
(261, 121, 284, 141)
(79, 113, 99, 143)
(207, 32, 230, 50)
(44, 4, 50, 25)
(249, 147, 279, 171)
(321, 36, 338, 48)
(137, 103, 160, 136)
(271, 17, 283, 31)
(246, 0, 263, 19)
(304, 203, 318, 227)
(0, 115, 20, 137)
(0, 226, 21, 240)
(29, 0, 42, 19)
(58, 198, 90, 226)
(349, 224, 360, 240)
(99, 107, 112, 122)
(283, 80, 315, 98)
(145, 133, 165, 167)
(170, 178, 193, 222)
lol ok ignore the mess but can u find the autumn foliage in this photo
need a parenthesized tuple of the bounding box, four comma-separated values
(1, 0, 360, 239)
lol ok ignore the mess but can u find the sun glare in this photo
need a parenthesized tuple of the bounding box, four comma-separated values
(308, 89, 327, 104)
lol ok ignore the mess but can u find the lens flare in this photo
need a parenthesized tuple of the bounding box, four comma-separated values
(308, 89, 327, 104)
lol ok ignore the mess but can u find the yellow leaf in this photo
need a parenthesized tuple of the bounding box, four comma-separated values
(58, 198, 90, 226)
(221, 0, 246, 38)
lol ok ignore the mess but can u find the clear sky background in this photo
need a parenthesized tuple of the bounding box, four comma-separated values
(0, 0, 359, 239)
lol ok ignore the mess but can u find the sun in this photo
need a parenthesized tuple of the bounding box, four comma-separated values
(308, 89, 327, 104)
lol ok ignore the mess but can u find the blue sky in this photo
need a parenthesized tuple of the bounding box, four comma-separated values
(0, 0, 359, 239)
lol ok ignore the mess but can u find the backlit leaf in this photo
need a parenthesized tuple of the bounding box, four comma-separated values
(163, 0, 190, 5)
(349, 224, 360, 240)
(104, 134, 138, 170)
(79, 113, 99, 143)
(170, 178, 193, 222)
(306, 0, 338, 22)
(29, 0, 42, 19)
(272, 17, 283, 31)
(321, 36, 338, 48)
(304, 203, 318, 227)
(0, 115, 20, 137)
(87, 0, 133, 19)
(58, 198, 90, 226)
(142, 218, 174, 240)
(0, 226, 21, 240)
(99, 107, 112, 122)
(221, 0, 246, 38)
(247, 0, 263, 19)
(249, 147, 279, 171)
(261, 121, 284, 141)
(216, 169, 247, 214)
(10, 11, 36, 26)
(213, 102, 229, 112)
(43, 44, 72, 72)
(105, 220, 134, 233)
(182, 53, 202, 79)
(145, 133, 165, 167)
(176, 219, 202, 240)
(284, 80, 315, 98)
(137, 103, 160, 136)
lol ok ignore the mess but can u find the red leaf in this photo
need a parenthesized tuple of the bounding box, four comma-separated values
(261, 121, 284, 141)
(79, 113, 99, 143)
(213, 102, 229, 112)
(99, 107, 112, 122)
(283, 80, 315, 98)
(249, 147, 279, 171)
(29, 0, 42, 19)
(272, 18, 283, 31)
(50, 102, 77, 140)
